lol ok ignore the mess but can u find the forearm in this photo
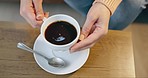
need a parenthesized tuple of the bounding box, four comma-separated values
(93, 0, 122, 15)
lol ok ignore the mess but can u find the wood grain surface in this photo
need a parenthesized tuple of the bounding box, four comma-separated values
(0, 21, 135, 78)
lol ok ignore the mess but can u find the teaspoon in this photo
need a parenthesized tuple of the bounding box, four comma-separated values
(17, 42, 65, 68)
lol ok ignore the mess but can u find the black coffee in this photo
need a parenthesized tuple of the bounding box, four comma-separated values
(45, 21, 77, 45)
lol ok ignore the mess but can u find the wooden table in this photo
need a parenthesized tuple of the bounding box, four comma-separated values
(0, 21, 135, 77)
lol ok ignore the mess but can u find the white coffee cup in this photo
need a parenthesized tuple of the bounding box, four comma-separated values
(40, 14, 80, 51)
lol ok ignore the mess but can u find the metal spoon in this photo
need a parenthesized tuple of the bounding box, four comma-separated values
(17, 42, 65, 68)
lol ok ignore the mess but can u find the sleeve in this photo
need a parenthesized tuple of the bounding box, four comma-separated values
(93, 0, 122, 15)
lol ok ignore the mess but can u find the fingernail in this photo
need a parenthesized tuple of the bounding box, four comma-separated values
(79, 34, 85, 41)
(70, 48, 76, 53)
(46, 12, 49, 15)
(37, 14, 43, 20)
(44, 12, 49, 18)
(70, 49, 74, 53)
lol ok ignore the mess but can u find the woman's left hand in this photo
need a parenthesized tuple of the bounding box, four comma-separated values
(70, 3, 111, 52)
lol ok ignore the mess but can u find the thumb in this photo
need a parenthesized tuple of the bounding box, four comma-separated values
(80, 16, 96, 40)
(33, 0, 44, 20)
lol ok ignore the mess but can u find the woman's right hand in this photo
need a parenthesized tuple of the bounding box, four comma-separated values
(20, 0, 49, 28)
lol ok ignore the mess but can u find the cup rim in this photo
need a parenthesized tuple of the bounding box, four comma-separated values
(41, 14, 80, 47)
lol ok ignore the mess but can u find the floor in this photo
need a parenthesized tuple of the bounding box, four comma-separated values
(0, 1, 148, 77)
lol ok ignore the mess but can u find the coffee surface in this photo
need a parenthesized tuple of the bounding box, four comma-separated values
(45, 21, 77, 45)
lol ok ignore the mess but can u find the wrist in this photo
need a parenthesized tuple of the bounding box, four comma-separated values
(92, 2, 111, 17)
(93, 0, 122, 15)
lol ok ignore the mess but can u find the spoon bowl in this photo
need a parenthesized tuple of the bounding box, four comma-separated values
(17, 42, 65, 68)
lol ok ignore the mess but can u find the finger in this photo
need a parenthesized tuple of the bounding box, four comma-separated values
(25, 13, 42, 28)
(33, 21, 43, 28)
(44, 12, 49, 18)
(79, 43, 95, 51)
(81, 16, 96, 38)
(33, 0, 44, 20)
(32, 12, 49, 28)
(71, 43, 95, 53)
(79, 25, 95, 41)
(27, 12, 48, 28)
(70, 26, 104, 52)
(89, 25, 96, 34)
(79, 34, 85, 41)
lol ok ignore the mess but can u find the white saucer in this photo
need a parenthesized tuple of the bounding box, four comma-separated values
(33, 35, 90, 75)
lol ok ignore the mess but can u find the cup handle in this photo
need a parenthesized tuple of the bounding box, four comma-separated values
(43, 17, 47, 22)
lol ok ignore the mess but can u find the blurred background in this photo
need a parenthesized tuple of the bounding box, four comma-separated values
(0, 0, 148, 77)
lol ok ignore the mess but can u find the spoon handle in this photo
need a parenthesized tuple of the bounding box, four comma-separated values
(17, 42, 49, 59)
(17, 42, 34, 53)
